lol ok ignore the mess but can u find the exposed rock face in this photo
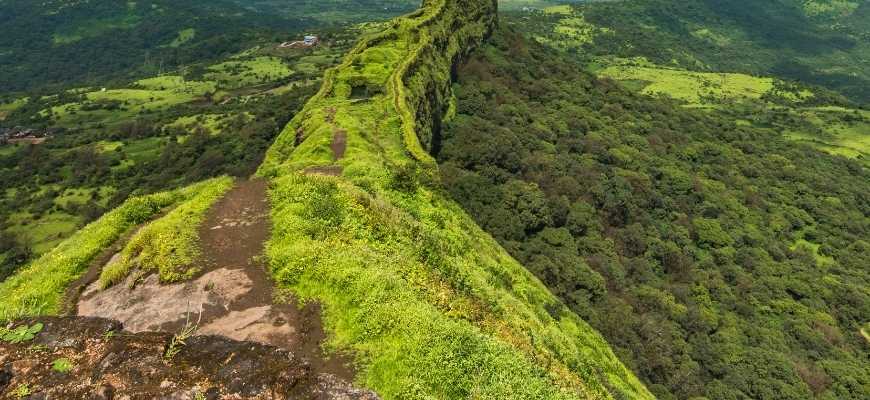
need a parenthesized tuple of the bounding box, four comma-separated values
(0, 317, 378, 400)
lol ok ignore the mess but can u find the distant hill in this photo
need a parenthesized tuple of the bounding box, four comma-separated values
(0, 0, 421, 95)
(518, 0, 870, 104)
(0, 0, 318, 93)
(228, 0, 419, 23)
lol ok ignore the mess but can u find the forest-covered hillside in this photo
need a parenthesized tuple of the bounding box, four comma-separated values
(0, 0, 315, 93)
(227, 0, 419, 23)
(0, 0, 415, 95)
(439, 27, 869, 400)
(1, 0, 658, 398)
(516, 0, 870, 104)
(0, 1, 867, 399)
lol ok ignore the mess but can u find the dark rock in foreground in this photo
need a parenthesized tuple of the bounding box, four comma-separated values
(0, 317, 378, 400)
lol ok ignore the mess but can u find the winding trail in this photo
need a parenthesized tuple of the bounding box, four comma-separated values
(72, 179, 373, 398)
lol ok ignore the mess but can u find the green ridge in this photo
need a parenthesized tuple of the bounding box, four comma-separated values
(257, 0, 652, 398)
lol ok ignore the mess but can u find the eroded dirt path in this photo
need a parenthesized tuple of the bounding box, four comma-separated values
(67, 179, 373, 399)
(303, 109, 347, 176)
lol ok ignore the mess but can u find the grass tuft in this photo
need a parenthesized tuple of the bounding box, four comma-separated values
(99, 176, 233, 288)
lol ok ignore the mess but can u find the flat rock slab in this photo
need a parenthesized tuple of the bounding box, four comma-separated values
(78, 268, 253, 333)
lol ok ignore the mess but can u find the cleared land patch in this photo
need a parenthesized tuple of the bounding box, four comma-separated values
(168, 28, 196, 47)
(0, 98, 28, 120)
(43, 76, 216, 127)
(5, 212, 81, 255)
(206, 56, 294, 89)
(599, 63, 776, 104)
(165, 113, 252, 136)
(592, 60, 869, 164)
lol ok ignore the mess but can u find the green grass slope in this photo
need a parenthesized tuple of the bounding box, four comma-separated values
(257, 0, 652, 398)
(98, 176, 233, 288)
(0, 177, 231, 321)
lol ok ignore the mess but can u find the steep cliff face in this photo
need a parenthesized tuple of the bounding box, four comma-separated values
(258, 0, 654, 398)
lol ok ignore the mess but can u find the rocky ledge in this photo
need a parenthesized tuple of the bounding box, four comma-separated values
(0, 317, 378, 400)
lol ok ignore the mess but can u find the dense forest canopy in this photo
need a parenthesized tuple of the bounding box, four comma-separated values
(0, 0, 316, 94)
(439, 27, 869, 400)
(227, 0, 419, 22)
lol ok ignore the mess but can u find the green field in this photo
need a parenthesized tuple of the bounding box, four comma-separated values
(168, 28, 196, 47)
(598, 61, 781, 104)
(583, 57, 868, 163)
(0, 144, 23, 157)
(43, 76, 216, 127)
(164, 113, 252, 136)
(205, 57, 294, 89)
(53, 187, 115, 209)
(5, 212, 82, 256)
(0, 98, 28, 120)
(122, 137, 169, 164)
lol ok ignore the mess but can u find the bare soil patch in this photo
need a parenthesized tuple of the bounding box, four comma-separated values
(331, 130, 347, 160)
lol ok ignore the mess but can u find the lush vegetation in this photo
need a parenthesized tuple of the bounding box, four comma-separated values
(227, 0, 419, 24)
(0, 23, 356, 279)
(508, 2, 870, 165)
(0, 179, 226, 322)
(519, 0, 870, 104)
(257, 0, 652, 398)
(99, 176, 233, 288)
(438, 28, 870, 400)
(0, 0, 319, 94)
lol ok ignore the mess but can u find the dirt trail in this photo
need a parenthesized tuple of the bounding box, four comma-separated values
(331, 130, 347, 160)
(71, 180, 372, 398)
(303, 111, 346, 176)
